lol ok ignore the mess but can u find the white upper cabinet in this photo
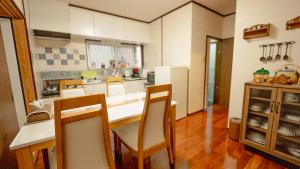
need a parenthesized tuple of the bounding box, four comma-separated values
(94, 13, 125, 40)
(29, 0, 70, 33)
(70, 7, 94, 36)
(124, 20, 150, 43)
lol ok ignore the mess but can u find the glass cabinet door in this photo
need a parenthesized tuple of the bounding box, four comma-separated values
(241, 85, 276, 151)
(270, 88, 300, 165)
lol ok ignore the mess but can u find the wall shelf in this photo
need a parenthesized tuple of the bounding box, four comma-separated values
(243, 24, 270, 40)
(286, 16, 300, 30)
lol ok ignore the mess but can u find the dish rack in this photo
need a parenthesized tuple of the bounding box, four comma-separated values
(240, 82, 300, 166)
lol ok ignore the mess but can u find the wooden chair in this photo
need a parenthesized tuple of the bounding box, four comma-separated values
(60, 80, 85, 98)
(113, 84, 174, 169)
(106, 76, 125, 97)
(54, 94, 116, 169)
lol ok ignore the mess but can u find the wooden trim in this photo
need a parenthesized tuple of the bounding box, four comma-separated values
(203, 36, 223, 108)
(223, 12, 236, 17)
(106, 76, 124, 96)
(0, 0, 37, 113)
(191, 1, 223, 17)
(69, 4, 148, 24)
(0, 0, 23, 19)
(70, 0, 235, 24)
(60, 94, 100, 110)
(54, 94, 116, 169)
(150, 1, 234, 23)
(150, 1, 193, 23)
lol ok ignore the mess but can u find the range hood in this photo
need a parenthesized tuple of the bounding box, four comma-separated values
(33, 30, 71, 40)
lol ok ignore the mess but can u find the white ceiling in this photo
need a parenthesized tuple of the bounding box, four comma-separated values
(60, 0, 236, 22)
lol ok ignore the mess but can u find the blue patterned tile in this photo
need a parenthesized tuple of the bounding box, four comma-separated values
(74, 60, 80, 65)
(61, 60, 68, 65)
(59, 48, 66, 54)
(79, 55, 85, 60)
(67, 54, 74, 60)
(47, 59, 54, 65)
(73, 49, 79, 54)
(39, 54, 46, 60)
(45, 47, 52, 53)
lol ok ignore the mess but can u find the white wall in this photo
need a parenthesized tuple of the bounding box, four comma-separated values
(13, 0, 24, 14)
(0, 18, 26, 128)
(189, 3, 224, 113)
(222, 14, 236, 39)
(144, 19, 162, 70)
(229, 0, 300, 120)
(162, 4, 192, 67)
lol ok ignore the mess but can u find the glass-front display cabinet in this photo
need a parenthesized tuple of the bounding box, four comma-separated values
(241, 83, 300, 167)
(270, 88, 300, 165)
(240, 85, 276, 151)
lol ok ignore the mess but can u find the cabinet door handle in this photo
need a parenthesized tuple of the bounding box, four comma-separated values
(270, 101, 275, 113)
(276, 102, 281, 114)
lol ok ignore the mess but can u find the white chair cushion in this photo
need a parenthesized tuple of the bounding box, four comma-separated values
(108, 83, 125, 97)
(61, 88, 85, 99)
(113, 122, 140, 151)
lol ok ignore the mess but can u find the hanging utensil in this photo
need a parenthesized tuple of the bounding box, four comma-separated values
(260, 45, 266, 62)
(267, 45, 273, 61)
(283, 43, 289, 60)
(275, 43, 282, 60)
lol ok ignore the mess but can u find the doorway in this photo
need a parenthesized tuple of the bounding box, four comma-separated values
(204, 37, 234, 108)
(0, 18, 26, 169)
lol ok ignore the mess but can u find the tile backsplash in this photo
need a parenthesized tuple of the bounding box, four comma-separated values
(32, 38, 88, 71)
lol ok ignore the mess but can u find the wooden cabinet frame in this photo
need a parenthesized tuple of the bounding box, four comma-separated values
(0, 0, 37, 113)
(269, 88, 300, 165)
(240, 83, 300, 166)
(240, 85, 277, 152)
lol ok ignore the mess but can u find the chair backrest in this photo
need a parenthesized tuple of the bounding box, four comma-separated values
(106, 76, 125, 97)
(60, 80, 85, 98)
(138, 84, 172, 150)
(54, 94, 115, 169)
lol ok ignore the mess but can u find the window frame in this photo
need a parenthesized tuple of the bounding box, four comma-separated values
(85, 40, 144, 70)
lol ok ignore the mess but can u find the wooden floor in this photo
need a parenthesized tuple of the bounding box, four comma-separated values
(36, 105, 288, 169)
(121, 105, 287, 169)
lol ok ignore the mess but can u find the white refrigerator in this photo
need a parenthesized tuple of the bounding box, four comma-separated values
(155, 66, 188, 120)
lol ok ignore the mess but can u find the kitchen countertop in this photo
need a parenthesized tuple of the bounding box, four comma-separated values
(83, 77, 146, 85)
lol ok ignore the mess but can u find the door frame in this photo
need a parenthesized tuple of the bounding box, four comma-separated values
(0, 0, 36, 113)
(203, 35, 223, 109)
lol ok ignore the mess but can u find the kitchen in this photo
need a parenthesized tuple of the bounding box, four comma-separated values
(0, 0, 300, 169)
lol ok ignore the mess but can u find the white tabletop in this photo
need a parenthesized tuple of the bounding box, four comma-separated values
(10, 92, 178, 150)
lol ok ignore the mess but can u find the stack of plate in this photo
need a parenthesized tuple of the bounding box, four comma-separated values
(286, 114, 300, 121)
(249, 103, 265, 112)
(288, 147, 300, 158)
(284, 93, 300, 103)
(247, 118, 261, 127)
(278, 125, 296, 136)
(246, 131, 266, 145)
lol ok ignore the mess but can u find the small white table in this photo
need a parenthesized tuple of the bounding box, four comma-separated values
(10, 92, 177, 169)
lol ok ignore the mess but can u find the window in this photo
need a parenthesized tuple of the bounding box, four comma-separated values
(86, 40, 143, 69)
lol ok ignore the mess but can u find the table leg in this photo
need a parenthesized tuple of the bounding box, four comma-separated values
(170, 105, 176, 160)
(16, 147, 35, 169)
(42, 148, 50, 169)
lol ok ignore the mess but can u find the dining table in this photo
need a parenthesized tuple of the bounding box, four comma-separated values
(10, 92, 178, 169)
